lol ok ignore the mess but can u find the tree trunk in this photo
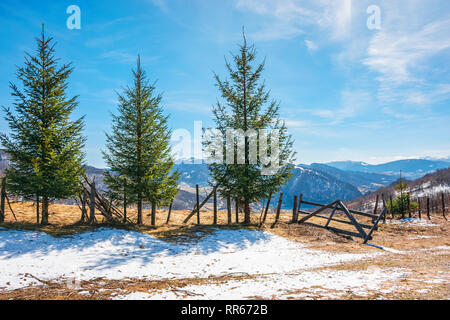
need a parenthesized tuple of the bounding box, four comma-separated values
(213, 187, 217, 225)
(244, 198, 250, 224)
(137, 196, 143, 225)
(0, 177, 5, 223)
(123, 187, 127, 224)
(88, 182, 96, 224)
(36, 194, 40, 225)
(227, 196, 232, 224)
(151, 202, 156, 226)
(166, 201, 173, 224)
(41, 196, 49, 225)
(235, 199, 239, 223)
(196, 184, 200, 225)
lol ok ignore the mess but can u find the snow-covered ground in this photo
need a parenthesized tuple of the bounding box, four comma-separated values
(0, 227, 406, 299)
(386, 218, 437, 227)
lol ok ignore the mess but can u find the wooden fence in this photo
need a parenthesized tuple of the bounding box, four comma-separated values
(366, 192, 448, 221)
(294, 198, 386, 243)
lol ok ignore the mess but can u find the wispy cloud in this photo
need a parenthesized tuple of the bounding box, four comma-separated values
(359, 0, 450, 109)
(312, 90, 372, 124)
(100, 51, 159, 65)
(148, 0, 168, 12)
(364, 18, 450, 85)
(235, 0, 355, 41)
(101, 51, 139, 63)
(236, 0, 450, 114)
(304, 39, 318, 51)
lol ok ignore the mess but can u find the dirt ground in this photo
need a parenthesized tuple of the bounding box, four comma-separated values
(0, 201, 449, 300)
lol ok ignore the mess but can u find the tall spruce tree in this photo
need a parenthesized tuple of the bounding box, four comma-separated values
(0, 26, 86, 225)
(103, 56, 179, 225)
(205, 31, 295, 224)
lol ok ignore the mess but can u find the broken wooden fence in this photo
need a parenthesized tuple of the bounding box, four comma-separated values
(296, 198, 386, 244)
(0, 177, 17, 223)
(79, 175, 127, 224)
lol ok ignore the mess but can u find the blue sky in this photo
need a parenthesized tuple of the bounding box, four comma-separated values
(0, 0, 449, 168)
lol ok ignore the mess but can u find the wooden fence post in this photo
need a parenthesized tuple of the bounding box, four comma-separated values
(227, 196, 232, 224)
(261, 194, 272, 225)
(89, 181, 96, 223)
(196, 184, 200, 225)
(381, 194, 389, 221)
(418, 198, 422, 219)
(390, 195, 394, 219)
(292, 195, 298, 223)
(407, 193, 411, 218)
(271, 193, 283, 228)
(373, 194, 379, 216)
(213, 187, 217, 225)
(258, 200, 266, 227)
(0, 177, 5, 223)
(442, 193, 447, 221)
(427, 197, 431, 220)
(81, 189, 87, 223)
(295, 194, 303, 223)
(166, 201, 173, 224)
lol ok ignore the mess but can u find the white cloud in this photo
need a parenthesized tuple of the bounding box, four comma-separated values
(304, 39, 318, 51)
(235, 0, 356, 41)
(364, 18, 450, 85)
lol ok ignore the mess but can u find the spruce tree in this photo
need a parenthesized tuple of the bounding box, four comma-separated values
(103, 56, 179, 225)
(205, 31, 295, 224)
(0, 26, 86, 225)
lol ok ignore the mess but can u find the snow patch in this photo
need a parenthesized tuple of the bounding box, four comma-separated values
(407, 235, 439, 240)
(386, 218, 437, 227)
(115, 268, 407, 300)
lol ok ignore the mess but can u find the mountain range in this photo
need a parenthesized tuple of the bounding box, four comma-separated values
(167, 158, 449, 209)
(325, 159, 450, 179)
(1, 150, 449, 210)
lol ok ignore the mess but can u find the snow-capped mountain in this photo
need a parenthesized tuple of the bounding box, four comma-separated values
(326, 159, 450, 179)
